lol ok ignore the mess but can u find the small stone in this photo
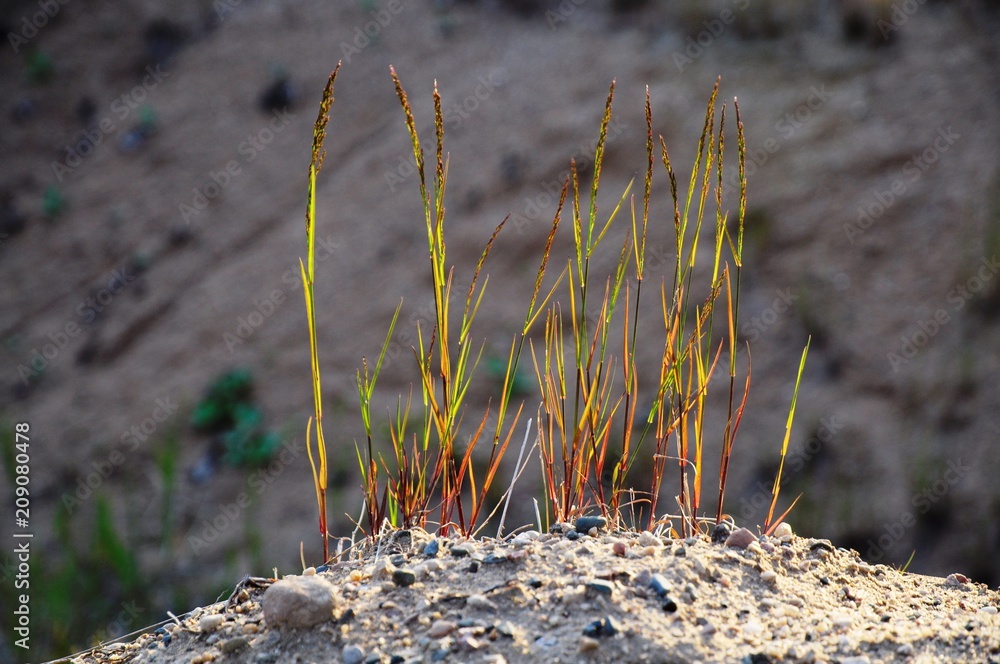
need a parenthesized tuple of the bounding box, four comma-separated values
(579, 636, 600, 652)
(340, 645, 365, 664)
(456, 633, 482, 651)
(711, 523, 732, 544)
(219, 637, 249, 654)
(301, 566, 316, 576)
(582, 615, 620, 638)
(638, 531, 661, 547)
(945, 573, 970, 586)
(979, 605, 999, 614)
(483, 553, 507, 564)
(512, 531, 540, 546)
(483, 655, 507, 664)
(451, 543, 475, 557)
(371, 558, 397, 580)
(495, 620, 516, 638)
(428, 620, 456, 638)
(199, 614, 226, 633)
(760, 570, 778, 584)
(261, 575, 339, 629)
(662, 597, 678, 613)
(393, 569, 417, 587)
(466, 594, 496, 610)
(423, 540, 440, 556)
(839, 658, 870, 664)
(896, 644, 915, 656)
(773, 522, 793, 539)
(612, 540, 628, 557)
(742, 621, 764, 638)
(574, 515, 607, 533)
(649, 573, 671, 597)
(586, 580, 614, 598)
(725, 527, 756, 549)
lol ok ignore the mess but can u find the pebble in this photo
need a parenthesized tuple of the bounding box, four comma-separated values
(261, 575, 339, 629)
(428, 620, 456, 638)
(423, 540, 440, 556)
(579, 636, 601, 652)
(711, 523, 732, 544)
(575, 515, 608, 533)
(662, 597, 678, 612)
(773, 522, 793, 539)
(725, 528, 756, 549)
(839, 657, 870, 664)
(483, 655, 508, 664)
(979, 605, 999, 614)
(649, 573, 671, 597)
(199, 614, 226, 633)
(512, 530, 540, 546)
(451, 543, 475, 557)
(945, 573, 970, 586)
(612, 540, 628, 557)
(638, 531, 661, 547)
(220, 637, 249, 654)
(582, 615, 621, 638)
(338, 644, 365, 664)
(393, 569, 417, 587)
(760, 570, 778, 584)
(586, 580, 615, 598)
(466, 594, 496, 610)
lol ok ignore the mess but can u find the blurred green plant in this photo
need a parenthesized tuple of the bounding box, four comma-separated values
(191, 368, 281, 467)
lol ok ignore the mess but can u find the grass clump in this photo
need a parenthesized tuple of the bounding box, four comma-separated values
(301, 65, 809, 562)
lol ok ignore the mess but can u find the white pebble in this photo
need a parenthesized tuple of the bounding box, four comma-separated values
(773, 522, 793, 539)
(199, 614, 225, 633)
(760, 570, 778, 584)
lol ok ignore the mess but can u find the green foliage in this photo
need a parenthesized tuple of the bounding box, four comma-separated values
(191, 368, 280, 467)
(43, 185, 65, 219)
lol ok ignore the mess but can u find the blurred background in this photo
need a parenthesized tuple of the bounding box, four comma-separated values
(1, 0, 999, 659)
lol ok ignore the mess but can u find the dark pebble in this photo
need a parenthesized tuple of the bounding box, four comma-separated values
(711, 523, 732, 544)
(423, 540, 440, 556)
(649, 573, 671, 598)
(315, 564, 330, 574)
(575, 515, 608, 533)
(809, 540, 836, 553)
(528, 578, 543, 589)
(467, 560, 480, 573)
(220, 636, 249, 654)
(260, 77, 296, 113)
(582, 616, 621, 638)
(392, 569, 417, 587)
(390, 554, 406, 567)
(586, 580, 614, 597)
(566, 531, 581, 541)
(431, 647, 449, 661)
(662, 597, 678, 612)
(483, 553, 507, 564)
(745, 654, 773, 664)
(390, 657, 405, 664)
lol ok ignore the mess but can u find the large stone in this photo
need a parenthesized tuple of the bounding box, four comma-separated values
(261, 575, 340, 629)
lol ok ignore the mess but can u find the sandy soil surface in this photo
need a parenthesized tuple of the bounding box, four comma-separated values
(67, 524, 1000, 664)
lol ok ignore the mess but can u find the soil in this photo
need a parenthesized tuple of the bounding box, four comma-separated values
(3, 0, 1000, 661)
(67, 526, 1000, 664)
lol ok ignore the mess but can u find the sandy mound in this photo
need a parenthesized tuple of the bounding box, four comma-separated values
(68, 524, 999, 664)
